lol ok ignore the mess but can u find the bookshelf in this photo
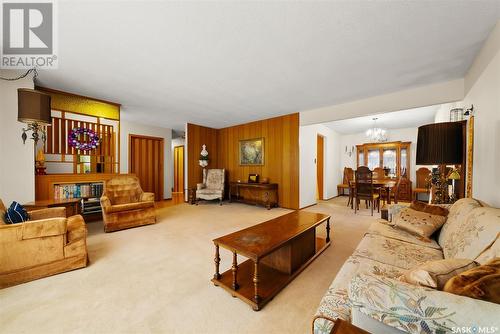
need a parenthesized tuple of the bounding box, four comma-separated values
(35, 173, 134, 221)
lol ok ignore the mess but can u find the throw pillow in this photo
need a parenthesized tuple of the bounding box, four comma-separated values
(444, 258, 500, 304)
(4, 201, 29, 224)
(410, 201, 449, 217)
(401, 258, 479, 289)
(390, 207, 446, 238)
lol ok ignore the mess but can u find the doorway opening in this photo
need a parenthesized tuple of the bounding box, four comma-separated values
(317, 135, 324, 201)
(173, 145, 185, 195)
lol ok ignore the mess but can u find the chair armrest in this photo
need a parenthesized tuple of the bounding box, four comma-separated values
(100, 195, 112, 212)
(197, 183, 205, 190)
(21, 218, 67, 240)
(28, 207, 66, 220)
(141, 192, 155, 202)
(348, 273, 500, 334)
(66, 214, 87, 242)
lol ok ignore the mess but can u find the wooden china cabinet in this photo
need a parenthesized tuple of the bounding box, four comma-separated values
(356, 141, 412, 201)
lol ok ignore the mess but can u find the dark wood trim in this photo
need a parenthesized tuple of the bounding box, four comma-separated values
(128, 134, 165, 201)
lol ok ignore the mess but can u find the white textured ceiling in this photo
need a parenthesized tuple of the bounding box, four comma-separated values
(323, 105, 439, 135)
(36, 1, 500, 131)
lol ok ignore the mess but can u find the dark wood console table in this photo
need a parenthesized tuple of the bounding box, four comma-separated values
(212, 211, 331, 310)
(228, 182, 278, 209)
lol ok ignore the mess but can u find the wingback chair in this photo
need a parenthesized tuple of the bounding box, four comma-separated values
(100, 175, 156, 232)
(0, 199, 88, 289)
(196, 169, 225, 205)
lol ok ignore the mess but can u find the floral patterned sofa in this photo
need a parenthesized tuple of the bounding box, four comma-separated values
(313, 198, 500, 334)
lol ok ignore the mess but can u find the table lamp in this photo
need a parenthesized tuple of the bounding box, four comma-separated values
(416, 122, 463, 204)
(448, 169, 461, 203)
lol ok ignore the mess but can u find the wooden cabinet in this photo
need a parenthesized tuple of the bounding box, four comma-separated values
(356, 141, 411, 179)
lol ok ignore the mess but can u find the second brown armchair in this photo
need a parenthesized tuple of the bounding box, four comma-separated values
(100, 175, 156, 232)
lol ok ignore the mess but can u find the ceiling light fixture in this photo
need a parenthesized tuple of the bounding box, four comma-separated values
(366, 117, 387, 143)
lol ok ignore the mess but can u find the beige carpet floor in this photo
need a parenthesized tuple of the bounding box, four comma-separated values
(0, 197, 381, 334)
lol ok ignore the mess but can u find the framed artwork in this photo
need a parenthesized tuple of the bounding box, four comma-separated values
(239, 137, 264, 166)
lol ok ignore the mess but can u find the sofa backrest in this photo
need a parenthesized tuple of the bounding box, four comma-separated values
(439, 198, 500, 262)
(104, 176, 144, 205)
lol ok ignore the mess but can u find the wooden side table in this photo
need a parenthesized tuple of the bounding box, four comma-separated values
(330, 320, 369, 334)
(188, 188, 197, 205)
(23, 198, 81, 217)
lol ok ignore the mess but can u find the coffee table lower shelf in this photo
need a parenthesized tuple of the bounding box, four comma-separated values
(211, 237, 329, 311)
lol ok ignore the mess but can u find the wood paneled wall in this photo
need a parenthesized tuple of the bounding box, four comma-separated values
(187, 114, 300, 209)
(187, 123, 218, 189)
(217, 114, 299, 209)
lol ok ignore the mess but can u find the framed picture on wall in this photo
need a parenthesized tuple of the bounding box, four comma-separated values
(239, 137, 264, 166)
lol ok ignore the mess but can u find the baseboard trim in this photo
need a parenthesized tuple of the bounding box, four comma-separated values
(300, 203, 318, 210)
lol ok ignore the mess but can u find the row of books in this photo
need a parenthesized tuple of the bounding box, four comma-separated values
(54, 183, 104, 200)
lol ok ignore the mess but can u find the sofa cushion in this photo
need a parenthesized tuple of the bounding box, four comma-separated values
(443, 258, 500, 304)
(106, 201, 154, 214)
(476, 237, 500, 265)
(410, 200, 449, 216)
(401, 258, 479, 289)
(5, 202, 29, 224)
(313, 255, 405, 334)
(438, 198, 482, 253)
(440, 206, 500, 260)
(353, 234, 443, 270)
(366, 220, 441, 249)
(390, 207, 446, 239)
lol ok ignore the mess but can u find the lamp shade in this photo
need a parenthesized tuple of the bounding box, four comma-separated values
(17, 88, 51, 125)
(416, 122, 463, 165)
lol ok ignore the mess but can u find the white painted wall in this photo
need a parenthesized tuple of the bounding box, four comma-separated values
(433, 102, 464, 123)
(299, 124, 341, 208)
(0, 71, 35, 204)
(120, 120, 173, 199)
(300, 79, 464, 126)
(463, 21, 500, 207)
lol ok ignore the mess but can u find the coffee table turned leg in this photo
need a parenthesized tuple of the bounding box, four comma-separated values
(213, 244, 221, 280)
(326, 218, 331, 243)
(253, 261, 261, 309)
(231, 252, 239, 290)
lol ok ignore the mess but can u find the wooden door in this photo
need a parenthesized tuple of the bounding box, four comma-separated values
(129, 134, 164, 201)
(173, 145, 184, 193)
(317, 135, 324, 200)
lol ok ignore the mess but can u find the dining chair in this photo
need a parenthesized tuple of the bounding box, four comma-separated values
(372, 167, 386, 180)
(337, 167, 354, 206)
(413, 167, 431, 201)
(354, 166, 380, 216)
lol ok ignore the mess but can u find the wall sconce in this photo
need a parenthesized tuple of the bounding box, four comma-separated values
(345, 145, 354, 157)
(17, 88, 52, 145)
(464, 105, 474, 117)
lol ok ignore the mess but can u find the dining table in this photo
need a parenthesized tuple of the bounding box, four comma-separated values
(348, 179, 398, 208)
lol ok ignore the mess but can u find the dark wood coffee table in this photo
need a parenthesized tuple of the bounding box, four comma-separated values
(211, 211, 331, 310)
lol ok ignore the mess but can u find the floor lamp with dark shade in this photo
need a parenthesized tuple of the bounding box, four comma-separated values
(416, 122, 464, 204)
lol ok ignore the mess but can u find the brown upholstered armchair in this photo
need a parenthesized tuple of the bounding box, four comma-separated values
(0, 199, 88, 289)
(100, 175, 156, 232)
